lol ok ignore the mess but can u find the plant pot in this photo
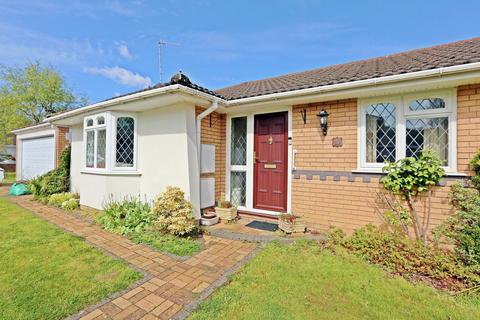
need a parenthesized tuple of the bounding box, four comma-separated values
(279, 217, 306, 234)
(200, 215, 219, 226)
(203, 210, 216, 219)
(215, 207, 238, 221)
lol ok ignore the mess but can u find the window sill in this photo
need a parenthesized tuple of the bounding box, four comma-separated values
(80, 170, 142, 176)
(352, 169, 469, 178)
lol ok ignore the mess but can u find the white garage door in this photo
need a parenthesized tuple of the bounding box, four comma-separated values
(21, 136, 55, 180)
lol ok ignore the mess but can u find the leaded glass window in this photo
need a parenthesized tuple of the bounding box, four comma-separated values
(116, 117, 135, 167)
(361, 92, 454, 171)
(409, 98, 445, 112)
(86, 131, 94, 168)
(96, 129, 106, 169)
(365, 103, 396, 163)
(406, 117, 449, 164)
(231, 117, 247, 165)
(230, 171, 246, 207)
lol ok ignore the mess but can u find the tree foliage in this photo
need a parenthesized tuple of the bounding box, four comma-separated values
(0, 62, 86, 146)
(381, 151, 445, 242)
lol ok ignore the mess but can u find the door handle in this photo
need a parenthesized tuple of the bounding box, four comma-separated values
(253, 151, 257, 163)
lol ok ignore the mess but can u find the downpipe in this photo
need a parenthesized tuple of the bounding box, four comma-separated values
(195, 99, 219, 216)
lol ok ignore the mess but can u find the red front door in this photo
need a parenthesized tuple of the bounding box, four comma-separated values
(254, 112, 288, 212)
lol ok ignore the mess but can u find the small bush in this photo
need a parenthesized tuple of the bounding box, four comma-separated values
(61, 198, 80, 211)
(341, 224, 480, 291)
(30, 146, 71, 198)
(470, 150, 480, 191)
(381, 150, 445, 242)
(48, 193, 77, 207)
(436, 183, 480, 266)
(151, 186, 197, 236)
(98, 197, 151, 236)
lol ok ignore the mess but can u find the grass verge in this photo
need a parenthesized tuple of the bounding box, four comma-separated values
(0, 197, 142, 320)
(130, 231, 202, 257)
(189, 240, 480, 320)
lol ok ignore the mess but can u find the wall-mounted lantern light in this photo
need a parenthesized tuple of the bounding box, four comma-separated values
(317, 109, 329, 136)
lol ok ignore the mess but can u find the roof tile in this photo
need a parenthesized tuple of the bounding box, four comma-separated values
(215, 37, 480, 100)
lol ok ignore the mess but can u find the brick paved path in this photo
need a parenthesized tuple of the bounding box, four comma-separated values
(3, 192, 257, 320)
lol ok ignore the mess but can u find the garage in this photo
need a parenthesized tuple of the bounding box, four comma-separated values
(21, 136, 55, 180)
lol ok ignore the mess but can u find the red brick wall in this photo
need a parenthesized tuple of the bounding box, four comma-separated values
(55, 126, 70, 167)
(291, 85, 480, 234)
(457, 84, 480, 174)
(293, 99, 357, 171)
(196, 106, 226, 200)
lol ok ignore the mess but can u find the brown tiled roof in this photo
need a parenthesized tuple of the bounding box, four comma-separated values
(214, 37, 480, 100)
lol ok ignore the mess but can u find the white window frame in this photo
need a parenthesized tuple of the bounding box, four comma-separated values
(228, 116, 248, 207)
(111, 112, 138, 171)
(358, 89, 457, 173)
(83, 113, 108, 171)
(83, 111, 138, 173)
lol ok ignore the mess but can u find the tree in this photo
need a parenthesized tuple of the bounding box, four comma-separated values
(381, 151, 445, 243)
(0, 61, 86, 126)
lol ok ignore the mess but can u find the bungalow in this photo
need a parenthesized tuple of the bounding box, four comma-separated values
(30, 37, 480, 233)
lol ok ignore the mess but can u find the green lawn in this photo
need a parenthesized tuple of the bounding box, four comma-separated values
(131, 231, 202, 257)
(0, 197, 142, 320)
(190, 241, 480, 320)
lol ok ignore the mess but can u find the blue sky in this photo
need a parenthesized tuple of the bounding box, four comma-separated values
(0, 0, 479, 103)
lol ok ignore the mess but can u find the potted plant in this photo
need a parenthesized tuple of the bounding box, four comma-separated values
(215, 200, 238, 221)
(200, 208, 219, 226)
(278, 213, 306, 234)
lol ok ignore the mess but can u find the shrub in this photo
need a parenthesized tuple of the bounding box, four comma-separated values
(98, 197, 151, 236)
(342, 224, 480, 291)
(151, 186, 197, 236)
(61, 198, 80, 211)
(436, 183, 480, 266)
(470, 150, 480, 191)
(47, 193, 78, 207)
(30, 146, 71, 199)
(381, 151, 445, 242)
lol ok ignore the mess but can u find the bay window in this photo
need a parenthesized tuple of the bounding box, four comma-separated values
(359, 90, 456, 172)
(83, 112, 137, 172)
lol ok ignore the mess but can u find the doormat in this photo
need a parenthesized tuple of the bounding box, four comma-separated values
(245, 220, 278, 232)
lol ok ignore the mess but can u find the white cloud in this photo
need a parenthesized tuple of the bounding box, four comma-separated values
(117, 42, 133, 60)
(84, 66, 152, 88)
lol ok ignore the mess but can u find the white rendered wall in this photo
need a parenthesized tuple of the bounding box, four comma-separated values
(69, 103, 201, 218)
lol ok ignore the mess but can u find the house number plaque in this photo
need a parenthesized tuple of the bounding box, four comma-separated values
(264, 164, 277, 169)
(332, 137, 343, 148)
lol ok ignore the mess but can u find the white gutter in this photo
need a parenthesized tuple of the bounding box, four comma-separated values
(11, 122, 52, 134)
(195, 99, 219, 213)
(47, 84, 227, 122)
(226, 62, 480, 106)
